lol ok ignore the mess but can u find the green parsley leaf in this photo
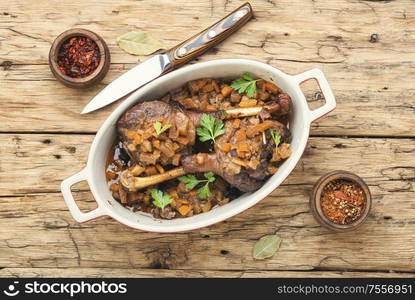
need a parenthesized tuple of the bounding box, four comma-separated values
(230, 72, 259, 98)
(204, 171, 215, 183)
(269, 128, 281, 147)
(197, 183, 212, 199)
(153, 121, 171, 135)
(150, 188, 172, 210)
(178, 174, 200, 190)
(196, 114, 225, 143)
(178, 172, 216, 199)
(242, 72, 254, 81)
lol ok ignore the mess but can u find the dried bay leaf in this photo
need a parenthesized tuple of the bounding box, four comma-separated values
(117, 31, 166, 55)
(253, 234, 281, 260)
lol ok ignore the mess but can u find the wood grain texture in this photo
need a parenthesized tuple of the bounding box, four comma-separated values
(1, 268, 413, 278)
(0, 0, 414, 278)
(0, 184, 414, 271)
(0, 0, 414, 135)
(0, 135, 413, 272)
(1, 134, 414, 195)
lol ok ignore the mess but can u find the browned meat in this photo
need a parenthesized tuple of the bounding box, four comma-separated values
(181, 118, 290, 192)
(181, 153, 262, 192)
(260, 93, 291, 117)
(118, 100, 290, 192)
(117, 101, 196, 166)
(116, 100, 287, 168)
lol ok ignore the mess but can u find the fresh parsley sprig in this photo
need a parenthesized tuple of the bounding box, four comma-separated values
(196, 114, 225, 143)
(269, 128, 281, 148)
(150, 188, 172, 210)
(230, 72, 259, 98)
(179, 172, 216, 199)
(153, 121, 171, 135)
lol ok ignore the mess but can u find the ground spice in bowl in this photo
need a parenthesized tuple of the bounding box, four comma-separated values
(57, 36, 101, 78)
(49, 28, 110, 88)
(310, 171, 371, 232)
(321, 179, 365, 225)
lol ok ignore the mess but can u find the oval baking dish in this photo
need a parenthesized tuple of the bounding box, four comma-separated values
(61, 59, 336, 233)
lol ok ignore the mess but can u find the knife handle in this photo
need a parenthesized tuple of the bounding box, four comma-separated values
(165, 2, 253, 69)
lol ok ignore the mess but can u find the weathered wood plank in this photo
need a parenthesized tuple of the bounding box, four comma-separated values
(0, 0, 414, 135)
(1, 134, 414, 270)
(1, 63, 414, 136)
(1, 0, 414, 64)
(0, 134, 92, 194)
(0, 183, 414, 271)
(1, 134, 412, 271)
(1, 134, 414, 195)
(1, 268, 413, 278)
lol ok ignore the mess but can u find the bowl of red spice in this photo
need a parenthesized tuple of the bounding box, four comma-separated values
(49, 28, 110, 88)
(310, 170, 372, 232)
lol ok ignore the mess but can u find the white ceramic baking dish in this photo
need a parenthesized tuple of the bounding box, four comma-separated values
(61, 59, 336, 233)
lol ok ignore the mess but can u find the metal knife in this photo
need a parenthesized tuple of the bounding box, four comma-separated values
(81, 2, 253, 114)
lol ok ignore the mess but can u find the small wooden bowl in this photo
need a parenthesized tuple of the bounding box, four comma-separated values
(310, 170, 372, 232)
(49, 28, 110, 88)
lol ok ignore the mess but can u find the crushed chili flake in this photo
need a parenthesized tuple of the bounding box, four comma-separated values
(321, 179, 365, 225)
(57, 36, 100, 78)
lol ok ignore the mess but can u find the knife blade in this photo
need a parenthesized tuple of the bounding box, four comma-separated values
(81, 2, 253, 114)
(81, 54, 170, 114)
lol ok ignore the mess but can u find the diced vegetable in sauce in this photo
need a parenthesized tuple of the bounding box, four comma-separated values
(105, 76, 292, 219)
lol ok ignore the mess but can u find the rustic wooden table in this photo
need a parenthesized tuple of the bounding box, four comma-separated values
(0, 0, 414, 278)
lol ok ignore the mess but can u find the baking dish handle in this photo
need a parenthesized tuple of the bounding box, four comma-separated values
(61, 168, 106, 223)
(293, 68, 336, 122)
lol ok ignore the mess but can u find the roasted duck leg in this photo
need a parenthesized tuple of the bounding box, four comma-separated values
(120, 118, 291, 192)
(117, 100, 290, 166)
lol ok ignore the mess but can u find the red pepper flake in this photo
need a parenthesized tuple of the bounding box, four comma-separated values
(57, 36, 100, 78)
(321, 179, 365, 225)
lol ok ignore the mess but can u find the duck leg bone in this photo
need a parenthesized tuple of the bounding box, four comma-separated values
(223, 106, 263, 119)
(120, 167, 186, 192)
(120, 153, 263, 193)
(221, 102, 284, 119)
